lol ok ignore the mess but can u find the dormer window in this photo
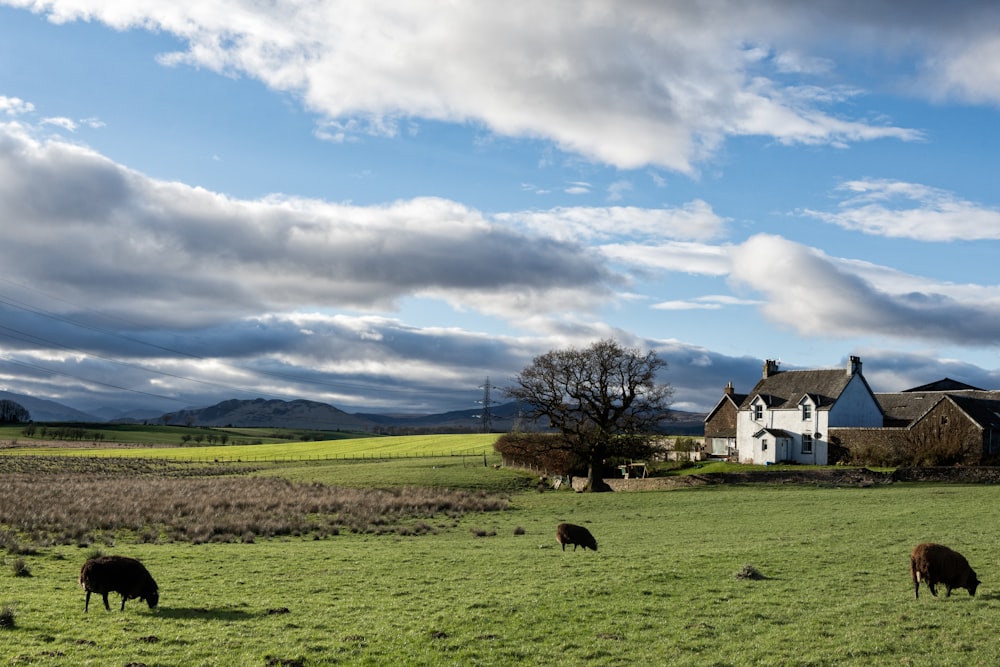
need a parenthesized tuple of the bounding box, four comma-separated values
(752, 404, 763, 420)
(802, 403, 812, 420)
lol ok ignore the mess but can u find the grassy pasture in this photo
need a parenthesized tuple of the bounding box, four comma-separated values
(4, 433, 501, 462)
(3, 475, 1000, 665)
(257, 454, 534, 491)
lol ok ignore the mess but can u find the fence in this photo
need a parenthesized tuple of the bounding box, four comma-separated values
(1, 450, 496, 466)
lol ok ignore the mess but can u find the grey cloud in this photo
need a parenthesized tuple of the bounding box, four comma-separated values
(730, 234, 1000, 346)
(859, 348, 1000, 393)
(0, 307, 532, 415)
(0, 127, 617, 327)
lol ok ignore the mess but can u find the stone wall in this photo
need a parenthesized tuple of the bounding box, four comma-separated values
(567, 466, 1000, 491)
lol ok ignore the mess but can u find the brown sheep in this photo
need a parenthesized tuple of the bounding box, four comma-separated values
(910, 543, 979, 599)
(79, 555, 159, 612)
(556, 522, 597, 551)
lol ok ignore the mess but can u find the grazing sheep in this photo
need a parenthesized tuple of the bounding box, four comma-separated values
(556, 522, 598, 552)
(910, 543, 980, 599)
(79, 555, 159, 612)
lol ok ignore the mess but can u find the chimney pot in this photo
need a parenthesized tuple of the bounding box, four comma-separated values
(849, 356, 862, 375)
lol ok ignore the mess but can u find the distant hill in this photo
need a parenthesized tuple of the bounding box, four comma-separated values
(0, 391, 708, 435)
(357, 401, 707, 435)
(356, 401, 532, 433)
(162, 398, 378, 431)
(662, 411, 708, 436)
(92, 406, 167, 422)
(0, 390, 98, 423)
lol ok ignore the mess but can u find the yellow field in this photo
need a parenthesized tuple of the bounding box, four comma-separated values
(5, 433, 501, 461)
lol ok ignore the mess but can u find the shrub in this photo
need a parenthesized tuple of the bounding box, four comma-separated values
(470, 528, 497, 538)
(735, 564, 765, 580)
(493, 432, 585, 475)
(10, 558, 30, 577)
(0, 604, 14, 629)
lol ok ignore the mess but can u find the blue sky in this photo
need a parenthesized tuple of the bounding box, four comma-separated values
(1, 1, 1000, 417)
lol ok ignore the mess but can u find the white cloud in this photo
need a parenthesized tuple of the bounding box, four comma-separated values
(1, 0, 932, 172)
(804, 179, 1000, 241)
(499, 200, 727, 245)
(0, 95, 34, 115)
(923, 35, 1000, 106)
(600, 241, 731, 276)
(607, 180, 632, 202)
(42, 116, 77, 131)
(772, 49, 833, 75)
(652, 295, 760, 311)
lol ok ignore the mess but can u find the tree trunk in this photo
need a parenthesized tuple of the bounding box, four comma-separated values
(582, 462, 612, 492)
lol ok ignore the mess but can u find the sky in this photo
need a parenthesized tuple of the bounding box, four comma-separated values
(1, 1, 1000, 419)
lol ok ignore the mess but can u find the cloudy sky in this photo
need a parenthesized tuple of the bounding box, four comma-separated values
(1, 1, 1000, 418)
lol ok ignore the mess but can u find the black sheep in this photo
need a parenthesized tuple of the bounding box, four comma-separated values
(79, 555, 159, 612)
(556, 522, 598, 551)
(910, 543, 979, 599)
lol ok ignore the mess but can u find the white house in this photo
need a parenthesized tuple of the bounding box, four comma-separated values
(734, 356, 883, 465)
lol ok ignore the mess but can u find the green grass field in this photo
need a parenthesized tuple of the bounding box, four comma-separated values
(3, 444, 1000, 665)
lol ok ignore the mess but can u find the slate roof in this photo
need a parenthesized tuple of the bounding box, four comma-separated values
(752, 427, 792, 439)
(876, 390, 1000, 428)
(904, 377, 983, 392)
(738, 369, 857, 411)
(874, 392, 944, 427)
(945, 393, 1000, 430)
(704, 391, 748, 423)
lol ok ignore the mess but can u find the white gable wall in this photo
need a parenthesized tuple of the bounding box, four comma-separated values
(827, 375, 883, 426)
(735, 374, 881, 465)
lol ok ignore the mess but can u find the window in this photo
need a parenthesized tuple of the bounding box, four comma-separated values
(761, 440, 768, 451)
(801, 433, 813, 454)
(752, 404, 763, 420)
(802, 403, 812, 420)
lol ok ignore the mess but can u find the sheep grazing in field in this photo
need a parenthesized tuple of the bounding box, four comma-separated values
(910, 543, 980, 600)
(79, 555, 159, 612)
(556, 522, 598, 552)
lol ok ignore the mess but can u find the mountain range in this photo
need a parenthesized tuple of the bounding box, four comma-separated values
(0, 390, 707, 435)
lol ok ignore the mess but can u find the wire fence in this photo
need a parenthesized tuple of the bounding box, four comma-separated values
(177, 451, 495, 464)
(3, 449, 498, 465)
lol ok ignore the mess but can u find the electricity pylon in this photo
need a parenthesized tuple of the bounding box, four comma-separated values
(477, 376, 494, 433)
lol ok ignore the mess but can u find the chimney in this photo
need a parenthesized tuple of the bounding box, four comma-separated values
(763, 359, 779, 378)
(848, 355, 862, 376)
(724, 381, 734, 396)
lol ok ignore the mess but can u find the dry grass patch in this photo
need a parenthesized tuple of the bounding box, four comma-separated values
(0, 464, 509, 548)
(0, 455, 251, 476)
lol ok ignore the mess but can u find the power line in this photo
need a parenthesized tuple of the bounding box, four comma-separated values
(0, 356, 188, 404)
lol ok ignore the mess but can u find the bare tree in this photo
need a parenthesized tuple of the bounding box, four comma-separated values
(0, 400, 30, 425)
(505, 339, 672, 491)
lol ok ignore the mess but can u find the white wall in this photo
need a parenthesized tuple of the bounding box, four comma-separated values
(735, 375, 881, 465)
